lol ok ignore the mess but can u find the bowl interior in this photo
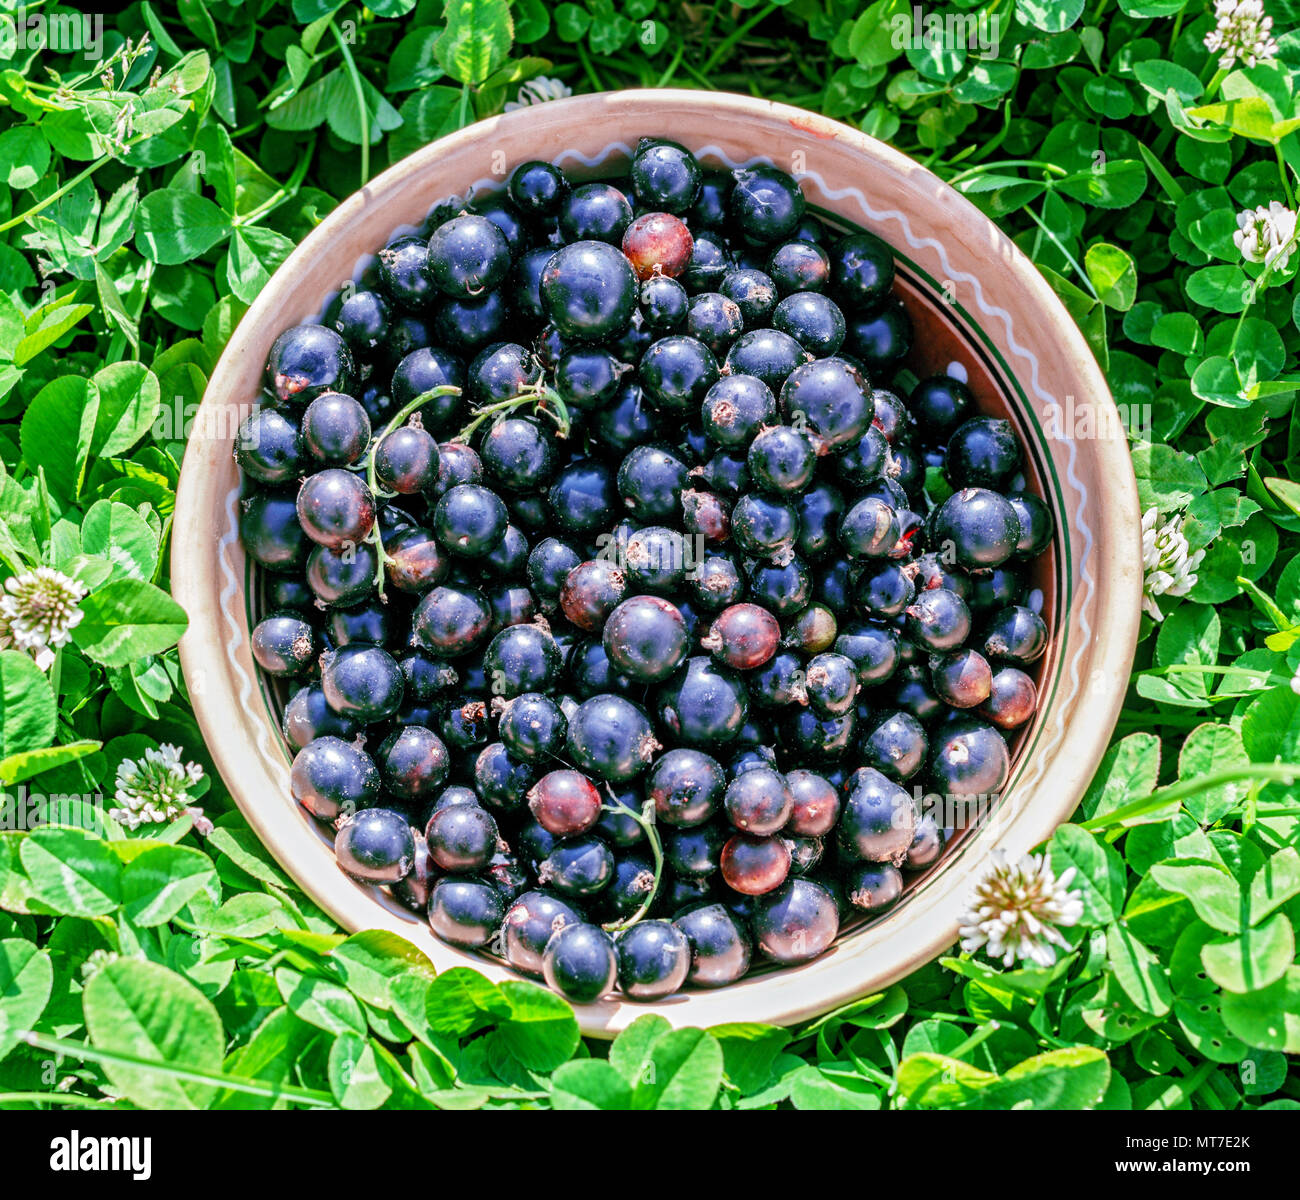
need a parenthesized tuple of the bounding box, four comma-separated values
(177, 91, 1139, 1035)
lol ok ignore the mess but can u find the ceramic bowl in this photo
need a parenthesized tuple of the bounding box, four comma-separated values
(173, 90, 1142, 1035)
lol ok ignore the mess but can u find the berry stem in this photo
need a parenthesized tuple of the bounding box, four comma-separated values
(363, 384, 463, 601)
(454, 382, 572, 444)
(600, 788, 664, 933)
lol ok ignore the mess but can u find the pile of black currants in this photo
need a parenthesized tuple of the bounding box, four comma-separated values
(236, 139, 1054, 1004)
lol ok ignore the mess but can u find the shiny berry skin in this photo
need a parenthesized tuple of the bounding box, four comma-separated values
(251, 612, 317, 677)
(483, 624, 561, 697)
(478, 418, 559, 491)
(701, 374, 777, 448)
(927, 488, 1022, 569)
(595, 855, 656, 923)
(391, 350, 465, 428)
(838, 766, 917, 864)
(699, 449, 750, 496)
(384, 526, 450, 593)
(548, 460, 618, 534)
(617, 444, 688, 521)
(720, 832, 791, 895)
(602, 595, 689, 684)
(617, 526, 683, 595)
(834, 621, 900, 686)
(470, 192, 527, 255)
(412, 585, 492, 656)
(508, 246, 554, 323)
(983, 605, 1049, 665)
(320, 645, 404, 724)
(377, 725, 450, 799)
(566, 693, 661, 782)
(767, 240, 831, 294)
(657, 656, 749, 747)
(731, 493, 798, 560)
(724, 328, 810, 392)
(425, 803, 499, 872)
(719, 268, 777, 322)
(560, 181, 633, 243)
(681, 229, 733, 292)
(672, 903, 751, 986)
(399, 651, 459, 702)
(804, 652, 858, 717)
(689, 553, 745, 611)
(980, 666, 1038, 730)
(666, 821, 727, 877)
(473, 738, 538, 811)
(266, 323, 354, 405)
(905, 814, 946, 870)
(747, 425, 816, 495)
(300, 392, 370, 467)
(772, 292, 846, 357)
(931, 648, 993, 708)
(466, 342, 540, 409)
(439, 699, 492, 753)
(540, 240, 638, 341)
(560, 559, 628, 632)
(748, 650, 806, 708)
(783, 602, 838, 656)
(291, 736, 380, 820)
(568, 636, 633, 697)
(729, 164, 805, 244)
(329, 287, 390, 353)
(791, 486, 844, 564)
(723, 766, 793, 835)
(690, 170, 732, 228)
(891, 662, 944, 723)
(528, 768, 603, 837)
(904, 587, 971, 652)
(647, 747, 725, 828)
(555, 348, 624, 409)
(780, 358, 873, 451)
(857, 561, 916, 619)
(621, 211, 694, 280)
(391, 834, 435, 912)
(503, 890, 581, 976)
(616, 920, 691, 1000)
(283, 685, 360, 750)
(751, 878, 840, 964)
(1007, 492, 1054, 557)
(538, 835, 615, 897)
(682, 489, 731, 544)
(495, 694, 565, 764)
(967, 565, 1021, 615)
(910, 375, 972, 436)
(929, 718, 1009, 798)
(335, 808, 415, 884)
(433, 483, 508, 558)
(781, 705, 857, 761)
(426, 214, 511, 299)
(945, 417, 1022, 490)
(428, 877, 504, 948)
(378, 235, 434, 310)
(236, 409, 304, 484)
(542, 923, 617, 1003)
(482, 522, 529, 578)
(526, 538, 582, 613)
(862, 710, 928, 782)
(640, 275, 690, 330)
(829, 231, 895, 309)
(844, 861, 903, 912)
(296, 469, 375, 549)
(639, 335, 720, 412)
(596, 788, 646, 849)
(630, 139, 702, 213)
(305, 542, 378, 606)
(702, 603, 780, 671)
(839, 497, 899, 560)
(685, 292, 745, 356)
(434, 288, 508, 353)
(507, 159, 567, 215)
(374, 425, 439, 494)
(785, 769, 841, 837)
(845, 298, 912, 369)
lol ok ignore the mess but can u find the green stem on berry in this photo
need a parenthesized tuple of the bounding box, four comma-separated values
(364, 384, 463, 601)
(453, 383, 572, 444)
(599, 789, 664, 933)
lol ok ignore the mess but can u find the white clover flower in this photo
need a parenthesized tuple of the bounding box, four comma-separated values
(1234, 201, 1298, 273)
(79, 948, 120, 983)
(0, 567, 88, 671)
(959, 849, 1084, 968)
(504, 76, 572, 111)
(1204, 0, 1279, 69)
(110, 744, 212, 835)
(1141, 506, 1205, 622)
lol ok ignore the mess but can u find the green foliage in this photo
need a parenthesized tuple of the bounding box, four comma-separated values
(0, 0, 1297, 1110)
